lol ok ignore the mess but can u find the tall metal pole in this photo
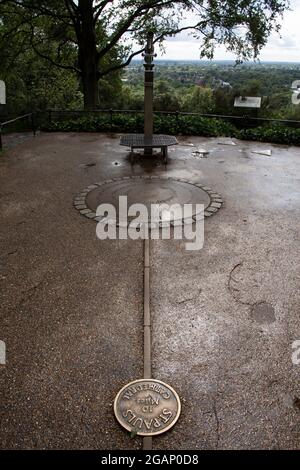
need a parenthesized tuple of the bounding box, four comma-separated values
(143, 32, 155, 155)
(142, 35, 155, 444)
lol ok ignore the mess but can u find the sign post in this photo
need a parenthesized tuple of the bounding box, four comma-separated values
(120, 33, 178, 163)
(143, 32, 155, 155)
(0, 80, 6, 105)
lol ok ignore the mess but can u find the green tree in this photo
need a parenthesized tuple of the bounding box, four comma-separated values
(0, 47, 83, 114)
(213, 87, 235, 115)
(182, 87, 215, 113)
(0, 0, 290, 110)
(154, 80, 181, 111)
(122, 87, 144, 110)
(239, 78, 263, 97)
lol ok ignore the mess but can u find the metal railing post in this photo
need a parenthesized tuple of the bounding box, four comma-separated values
(175, 111, 180, 134)
(109, 108, 113, 131)
(31, 112, 36, 136)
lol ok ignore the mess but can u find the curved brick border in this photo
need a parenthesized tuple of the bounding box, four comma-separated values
(73, 176, 223, 223)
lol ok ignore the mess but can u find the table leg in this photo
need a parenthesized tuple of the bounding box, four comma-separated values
(163, 147, 168, 164)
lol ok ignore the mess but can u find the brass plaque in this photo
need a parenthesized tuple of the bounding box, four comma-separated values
(114, 379, 181, 436)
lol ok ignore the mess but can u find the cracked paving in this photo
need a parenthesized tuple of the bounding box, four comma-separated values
(0, 132, 300, 450)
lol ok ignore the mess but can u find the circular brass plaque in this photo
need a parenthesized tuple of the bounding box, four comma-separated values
(114, 379, 181, 436)
(85, 177, 210, 222)
(74, 176, 224, 223)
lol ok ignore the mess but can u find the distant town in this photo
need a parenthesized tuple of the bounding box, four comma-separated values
(122, 61, 300, 119)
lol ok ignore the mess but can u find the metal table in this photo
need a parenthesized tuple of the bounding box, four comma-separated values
(120, 134, 178, 164)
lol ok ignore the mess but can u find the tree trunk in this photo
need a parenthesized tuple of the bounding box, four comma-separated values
(82, 66, 99, 110)
(78, 0, 100, 110)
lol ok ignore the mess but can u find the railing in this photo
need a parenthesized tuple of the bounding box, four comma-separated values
(46, 108, 300, 130)
(1, 108, 300, 151)
(0, 113, 36, 150)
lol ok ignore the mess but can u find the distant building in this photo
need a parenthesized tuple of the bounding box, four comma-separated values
(221, 81, 232, 88)
(195, 77, 206, 87)
(212, 79, 232, 89)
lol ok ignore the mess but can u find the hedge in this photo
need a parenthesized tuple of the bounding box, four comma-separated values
(43, 114, 300, 146)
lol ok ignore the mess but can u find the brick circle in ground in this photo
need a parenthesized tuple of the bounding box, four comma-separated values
(73, 176, 223, 224)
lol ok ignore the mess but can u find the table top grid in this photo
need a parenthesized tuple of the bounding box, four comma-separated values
(120, 134, 178, 148)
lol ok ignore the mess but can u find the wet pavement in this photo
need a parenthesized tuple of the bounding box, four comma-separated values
(0, 132, 36, 151)
(0, 132, 300, 449)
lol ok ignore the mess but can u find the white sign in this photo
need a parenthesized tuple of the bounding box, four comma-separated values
(0, 80, 6, 105)
(291, 81, 300, 105)
(234, 96, 261, 109)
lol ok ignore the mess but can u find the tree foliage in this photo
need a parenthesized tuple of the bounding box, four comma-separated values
(182, 86, 215, 113)
(0, 0, 290, 109)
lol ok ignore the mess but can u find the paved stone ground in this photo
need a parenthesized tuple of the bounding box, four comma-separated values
(0, 132, 36, 151)
(0, 132, 300, 450)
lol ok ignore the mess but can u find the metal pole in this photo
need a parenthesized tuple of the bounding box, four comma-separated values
(143, 32, 155, 156)
(31, 112, 36, 136)
(143, 233, 152, 451)
(110, 108, 113, 131)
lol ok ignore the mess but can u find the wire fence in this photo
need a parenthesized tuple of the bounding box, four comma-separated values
(1, 108, 300, 151)
(45, 108, 300, 130)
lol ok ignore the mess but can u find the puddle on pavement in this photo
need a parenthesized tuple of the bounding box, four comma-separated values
(251, 302, 276, 324)
(79, 162, 96, 169)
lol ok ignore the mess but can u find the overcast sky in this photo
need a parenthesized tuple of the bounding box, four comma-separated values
(154, 0, 300, 61)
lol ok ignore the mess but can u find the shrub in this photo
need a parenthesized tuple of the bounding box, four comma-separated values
(237, 124, 300, 146)
(43, 112, 300, 146)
